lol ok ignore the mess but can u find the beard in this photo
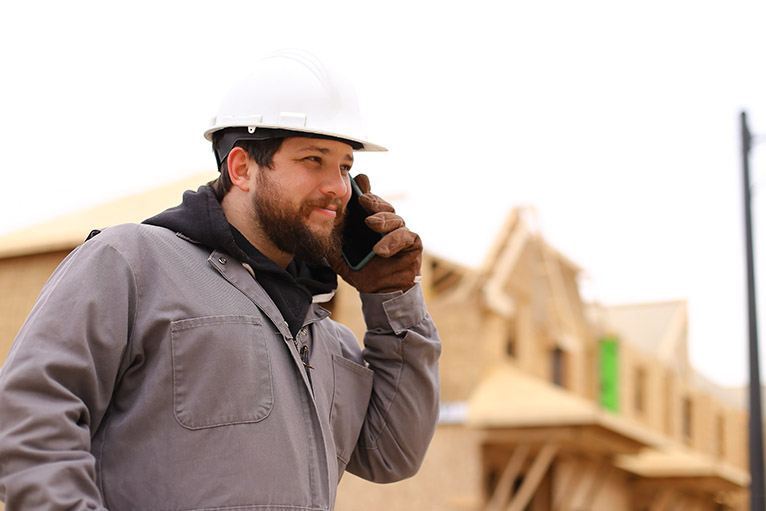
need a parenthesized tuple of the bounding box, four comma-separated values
(252, 171, 344, 265)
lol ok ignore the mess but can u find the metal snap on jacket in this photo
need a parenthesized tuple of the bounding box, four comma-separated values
(218, 256, 227, 264)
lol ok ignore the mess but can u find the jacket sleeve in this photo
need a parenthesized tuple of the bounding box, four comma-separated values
(345, 283, 441, 483)
(0, 239, 135, 510)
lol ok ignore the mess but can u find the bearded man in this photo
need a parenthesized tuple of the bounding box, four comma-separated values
(0, 50, 441, 511)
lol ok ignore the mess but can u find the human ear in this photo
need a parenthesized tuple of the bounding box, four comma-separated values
(227, 147, 253, 192)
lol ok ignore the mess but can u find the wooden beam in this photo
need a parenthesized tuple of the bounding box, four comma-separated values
(507, 443, 559, 511)
(551, 456, 582, 511)
(632, 475, 743, 494)
(576, 463, 614, 510)
(552, 457, 612, 511)
(568, 462, 598, 510)
(482, 424, 645, 455)
(484, 444, 530, 511)
(540, 239, 577, 342)
(483, 224, 528, 318)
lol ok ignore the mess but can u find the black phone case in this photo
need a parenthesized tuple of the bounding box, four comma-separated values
(341, 177, 382, 270)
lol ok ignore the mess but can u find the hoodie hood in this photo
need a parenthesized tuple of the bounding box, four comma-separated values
(143, 185, 337, 337)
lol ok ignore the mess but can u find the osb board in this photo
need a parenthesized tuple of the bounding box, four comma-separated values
(0, 250, 70, 364)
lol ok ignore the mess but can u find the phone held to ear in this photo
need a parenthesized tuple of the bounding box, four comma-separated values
(341, 177, 382, 270)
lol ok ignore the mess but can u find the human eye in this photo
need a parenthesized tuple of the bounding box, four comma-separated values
(300, 155, 322, 166)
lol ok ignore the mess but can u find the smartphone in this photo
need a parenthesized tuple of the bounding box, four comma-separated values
(341, 177, 382, 270)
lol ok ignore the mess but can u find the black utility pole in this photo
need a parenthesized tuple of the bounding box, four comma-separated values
(742, 110, 764, 511)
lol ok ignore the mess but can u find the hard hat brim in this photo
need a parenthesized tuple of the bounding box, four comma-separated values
(204, 124, 387, 152)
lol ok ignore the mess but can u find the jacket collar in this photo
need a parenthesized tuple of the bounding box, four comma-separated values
(144, 185, 337, 337)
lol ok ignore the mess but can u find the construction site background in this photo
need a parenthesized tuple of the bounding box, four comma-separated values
(0, 175, 755, 510)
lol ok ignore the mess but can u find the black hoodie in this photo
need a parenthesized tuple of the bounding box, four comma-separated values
(143, 186, 338, 338)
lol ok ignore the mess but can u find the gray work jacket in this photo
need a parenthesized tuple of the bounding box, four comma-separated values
(0, 224, 441, 511)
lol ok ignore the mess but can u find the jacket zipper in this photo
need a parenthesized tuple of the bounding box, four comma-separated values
(300, 345, 314, 370)
(299, 343, 314, 389)
(211, 254, 328, 506)
(289, 336, 314, 388)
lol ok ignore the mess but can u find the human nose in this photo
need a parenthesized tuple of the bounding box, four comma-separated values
(319, 166, 350, 198)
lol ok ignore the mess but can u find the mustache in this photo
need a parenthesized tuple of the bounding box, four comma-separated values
(302, 197, 346, 217)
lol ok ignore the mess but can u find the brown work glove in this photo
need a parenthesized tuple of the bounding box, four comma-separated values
(329, 174, 423, 294)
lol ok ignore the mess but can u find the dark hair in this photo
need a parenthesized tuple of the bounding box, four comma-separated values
(207, 135, 285, 201)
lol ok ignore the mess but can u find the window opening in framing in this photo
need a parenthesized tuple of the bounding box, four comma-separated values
(552, 347, 565, 388)
(715, 414, 726, 458)
(506, 319, 517, 358)
(682, 396, 693, 444)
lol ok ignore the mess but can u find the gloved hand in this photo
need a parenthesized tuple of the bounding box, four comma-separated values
(329, 174, 423, 294)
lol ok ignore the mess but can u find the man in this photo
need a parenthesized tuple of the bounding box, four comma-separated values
(0, 49, 441, 510)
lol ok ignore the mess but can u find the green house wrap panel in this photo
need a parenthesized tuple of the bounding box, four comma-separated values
(599, 337, 619, 412)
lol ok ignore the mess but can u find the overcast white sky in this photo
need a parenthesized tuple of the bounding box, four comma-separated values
(1, 1, 765, 387)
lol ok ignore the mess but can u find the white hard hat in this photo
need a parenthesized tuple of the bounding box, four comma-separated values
(205, 49, 386, 159)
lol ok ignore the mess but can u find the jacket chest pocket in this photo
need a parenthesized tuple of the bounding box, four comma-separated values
(171, 315, 273, 429)
(330, 355, 373, 467)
